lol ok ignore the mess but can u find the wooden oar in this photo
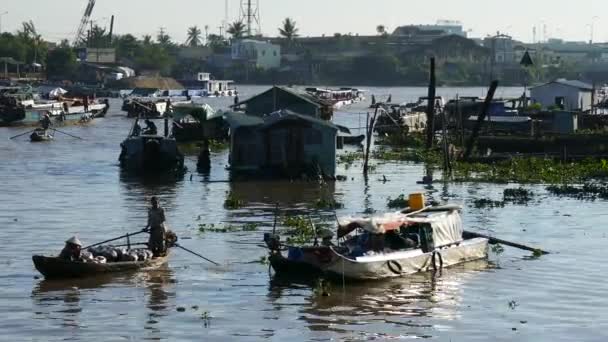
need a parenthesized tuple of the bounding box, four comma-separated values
(53, 128, 83, 140)
(174, 243, 219, 266)
(463, 230, 549, 255)
(9, 129, 36, 140)
(83, 230, 147, 249)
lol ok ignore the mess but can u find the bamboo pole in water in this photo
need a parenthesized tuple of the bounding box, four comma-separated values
(425, 57, 436, 149)
(464, 80, 499, 159)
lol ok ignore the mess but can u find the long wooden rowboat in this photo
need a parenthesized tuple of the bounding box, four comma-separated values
(32, 253, 170, 279)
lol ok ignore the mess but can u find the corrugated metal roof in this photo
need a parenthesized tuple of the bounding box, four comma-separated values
(260, 110, 338, 130)
(233, 86, 330, 109)
(224, 112, 264, 128)
(531, 79, 593, 91)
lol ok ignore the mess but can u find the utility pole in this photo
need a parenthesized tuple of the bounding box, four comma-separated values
(239, 0, 261, 37)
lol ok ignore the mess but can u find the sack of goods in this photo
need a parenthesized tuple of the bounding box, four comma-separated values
(86, 246, 154, 263)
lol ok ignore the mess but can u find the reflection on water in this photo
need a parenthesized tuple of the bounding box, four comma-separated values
(269, 260, 491, 339)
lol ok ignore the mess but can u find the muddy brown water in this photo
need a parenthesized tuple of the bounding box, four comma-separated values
(2, 86, 607, 341)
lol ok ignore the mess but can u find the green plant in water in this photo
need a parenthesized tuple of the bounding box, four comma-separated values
(208, 139, 229, 152)
(283, 215, 316, 245)
(313, 278, 331, 297)
(503, 188, 534, 204)
(242, 222, 259, 231)
(492, 244, 505, 255)
(473, 198, 505, 209)
(532, 249, 543, 258)
(198, 223, 237, 233)
(257, 255, 269, 265)
(387, 194, 409, 209)
(313, 197, 344, 210)
(224, 192, 244, 209)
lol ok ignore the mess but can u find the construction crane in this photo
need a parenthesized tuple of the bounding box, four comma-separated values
(73, 0, 96, 46)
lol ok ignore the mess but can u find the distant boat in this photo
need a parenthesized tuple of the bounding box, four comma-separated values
(29, 128, 54, 142)
(119, 118, 185, 174)
(305, 87, 366, 109)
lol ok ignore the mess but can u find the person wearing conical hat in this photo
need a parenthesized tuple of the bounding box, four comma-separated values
(59, 236, 82, 261)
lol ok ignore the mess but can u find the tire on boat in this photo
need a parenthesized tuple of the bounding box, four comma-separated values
(387, 260, 403, 275)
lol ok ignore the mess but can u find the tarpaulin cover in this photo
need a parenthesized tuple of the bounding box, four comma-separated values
(338, 210, 463, 247)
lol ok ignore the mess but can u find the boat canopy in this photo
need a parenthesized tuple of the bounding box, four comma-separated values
(338, 210, 463, 247)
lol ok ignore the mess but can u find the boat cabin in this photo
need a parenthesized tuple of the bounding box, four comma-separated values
(233, 86, 333, 120)
(337, 208, 464, 256)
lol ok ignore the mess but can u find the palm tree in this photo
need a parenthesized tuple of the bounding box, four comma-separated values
(227, 21, 246, 40)
(142, 35, 153, 46)
(186, 26, 202, 47)
(376, 25, 386, 35)
(279, 18, 299, 41)
(156, 30, 172, 47)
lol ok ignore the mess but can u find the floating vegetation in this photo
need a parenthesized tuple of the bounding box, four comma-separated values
(491, 244, 505, 255)
(547, 182, 608, 200)
(313, 278, 332, 297)
(337, 151, 364, 166)
(242, 222, 260, 231)
(283, 215, 321, 245)
(373, 147, 442, 164)
(473, 198, 505, 209)
(224, 192, 244, 209)
(198, 223, 237, 233)
(201, 311, 211, 328)
(313, 197, 344, 210)
(503, 188, 534, 204)
(452, 157, 608, 184)
(257, 255, 269, 265)
(376, 133, 425, 148)
(387, 194, 409, 209)
(208, 139, 229, 152)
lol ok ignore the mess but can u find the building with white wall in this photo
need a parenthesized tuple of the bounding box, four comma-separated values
(231, 40, 281, 70)
(530, 79, 594, 111)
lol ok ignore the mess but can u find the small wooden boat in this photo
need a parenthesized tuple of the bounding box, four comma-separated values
(265, 200, 488, 281)
(32, 252, 170, 279)
(30, 128, 54, 142)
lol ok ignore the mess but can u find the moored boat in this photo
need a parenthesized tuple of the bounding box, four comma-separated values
(32, 252, 170, 279)
(306, 87, 365, 109)
(265, 200, 489, 281)
(119, 117, 185, 174)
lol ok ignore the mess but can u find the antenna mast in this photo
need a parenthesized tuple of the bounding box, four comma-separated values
(239, 0, 261, 37)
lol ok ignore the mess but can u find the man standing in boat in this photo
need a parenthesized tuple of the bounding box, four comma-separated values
(41, 112, 52, 130)
(144, 197, 167, 257)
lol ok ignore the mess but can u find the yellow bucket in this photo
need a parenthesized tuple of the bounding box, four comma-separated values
(409, 193, 425, 211)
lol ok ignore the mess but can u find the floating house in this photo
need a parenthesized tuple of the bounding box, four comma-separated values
(530, 79, 594, 111)
(225, 110, 338, 178)
(233, 86, 333, 119)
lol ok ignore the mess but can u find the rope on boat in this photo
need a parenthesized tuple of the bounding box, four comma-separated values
(431, 250, 444, 272)
(387, 260, 403, 275)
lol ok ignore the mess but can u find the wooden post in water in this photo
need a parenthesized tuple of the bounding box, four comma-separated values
(425, 57, 436, 149)
(464, 80, 499, 159)
(363, 107, 378, 176)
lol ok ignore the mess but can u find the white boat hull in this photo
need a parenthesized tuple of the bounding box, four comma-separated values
(323, 238, 488, 280)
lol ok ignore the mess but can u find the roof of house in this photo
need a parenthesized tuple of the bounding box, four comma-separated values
(531, 79, 593, 91)
(224, 110, 338, 131)
(260, 110, 338, 131)
(233, 86, 330, 109)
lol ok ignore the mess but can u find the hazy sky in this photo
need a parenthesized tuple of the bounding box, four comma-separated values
(1, 0, 605, 44)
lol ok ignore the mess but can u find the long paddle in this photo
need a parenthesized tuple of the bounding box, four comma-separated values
(53, 128, 83, 140)
(463, 230, 550, 255)
(174, 243, 220, 266)
(9, 129, 36, 140)
(83, 230, 147, 249)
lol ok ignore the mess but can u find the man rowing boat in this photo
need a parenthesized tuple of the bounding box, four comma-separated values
(144, 197, 167, 257)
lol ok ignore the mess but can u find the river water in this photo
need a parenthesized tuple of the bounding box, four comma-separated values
(1, 85, 607, 341)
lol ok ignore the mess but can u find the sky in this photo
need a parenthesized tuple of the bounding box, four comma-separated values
(0, 0, 606, 44)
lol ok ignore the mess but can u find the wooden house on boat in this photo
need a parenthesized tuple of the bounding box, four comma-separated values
(171, 103, 227, 142)
(225, 110, 338, 179)
(232, 86, 333, 120)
